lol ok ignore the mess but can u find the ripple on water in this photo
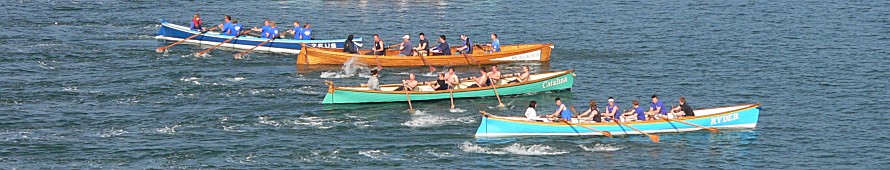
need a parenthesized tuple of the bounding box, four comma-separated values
(401, 110, 476, 128)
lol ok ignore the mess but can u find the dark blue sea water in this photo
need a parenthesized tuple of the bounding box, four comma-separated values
(2, 0, 889, 169)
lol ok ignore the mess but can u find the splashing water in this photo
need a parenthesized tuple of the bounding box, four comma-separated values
(460, 142, 568, 155)
(319, 56, 372, 78)
(579, 143, 624, 152)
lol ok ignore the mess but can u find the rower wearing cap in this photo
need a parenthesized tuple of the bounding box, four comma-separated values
(189, 14, 204, 31)
(397, 35, 414, 56)
(604, 97, 619, 122)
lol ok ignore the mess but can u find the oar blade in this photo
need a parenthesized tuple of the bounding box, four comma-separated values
(707, 127, 719, 133)
(233, 53, 244, 60)
(428, 66, 436, 72)
(602, 131, 612, 138)
(648, 134, 660, 143)
(155, 47, 166, 53)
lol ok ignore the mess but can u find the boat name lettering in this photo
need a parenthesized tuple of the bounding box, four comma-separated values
(307, 43, 338, 48)
(542, 77, 568, 89)
(710, 113, 739, 125)
(491, 50, 542, 61)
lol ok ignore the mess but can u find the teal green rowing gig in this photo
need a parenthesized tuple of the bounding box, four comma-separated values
(322, 70, 575, 104)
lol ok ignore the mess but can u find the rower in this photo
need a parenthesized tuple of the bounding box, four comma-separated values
(268, 22, 280, 38)
(486, 33, 501, 53)
(455, 34, 473, 54)
(547, 98, 572, 122)
(645, 95, 668, 120)
(367, 69, 380, 91)
(431, 73, 450, 91)
(430, 35, 451, 55)
(396, 35, 414, 56)
(623, 99, 646, 122)
(487, 65, 502, 85)
(230, 19, 242, 36)
(669, 96, 695, 118)
(508, 66, 531, 84)
(250, 20, 272, 38)
(525, 101, 549, 122)
(365, 34, 385, 55)
(218, 15, 233, 35)
(604, 97, 619, 122)
(467, 67, 490, 88)
(393, 73, 418, 91)
(576, 100, 602, 123)
(301, 23, 312, 40)
(343, 34, 359, 54)
(444, 67, 460, 89)
(413, 33, 430, 56)
(287, 21, 302, 40)
(189, 13, 204, 31)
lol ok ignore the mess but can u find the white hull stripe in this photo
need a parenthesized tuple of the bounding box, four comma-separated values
(156, 36, 300, 54)
(474, 123, 757, 137)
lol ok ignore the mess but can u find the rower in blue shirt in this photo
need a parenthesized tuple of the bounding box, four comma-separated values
(455, 34, 473, 54)
(188, 14, 204, 31)
(301, 23, 312, 40)
(218, 15, 233, 35)
(645, 95, 668, 120)
(230, 19, 242, 36)
(430, 35, 451, 56)
(487, 33, 501, 52)
(287, 21, 302, 40)
(268, 22, 280, 39)
(547, 98, 572, 122)
(250, 19, 272, 38)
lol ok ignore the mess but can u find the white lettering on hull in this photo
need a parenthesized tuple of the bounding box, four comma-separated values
(710, 113, 740, 125)
(542, 77, 569, 89)
(307, 43, 338, 48)
(491, 50, 542, 61)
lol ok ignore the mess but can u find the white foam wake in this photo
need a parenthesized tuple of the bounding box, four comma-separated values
(401, 111, 475, 127)
(579, 143, 624, 152)
(460, 141, 568, 155)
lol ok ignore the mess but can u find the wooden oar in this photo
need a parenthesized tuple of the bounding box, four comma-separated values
(403, 85, 414, 111)
(567, 105, 612, 137)
(488, 78, 505, 107)
(374, 54, 382, 71)
(194, 30, 252, 56)
(659, 115, 718, 133)
(449, 87, 456, 109)
(462, 53, 481, 67)
(233, 37, 276, 59)
(616, 121, 659, 142)
(418, 55, 436, 72)
(155, 25, 220, 53)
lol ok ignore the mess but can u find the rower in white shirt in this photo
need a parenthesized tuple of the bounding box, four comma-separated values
(525, 101, 550, 122)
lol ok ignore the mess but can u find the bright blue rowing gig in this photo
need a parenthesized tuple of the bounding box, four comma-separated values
(475, 103, 761, 137)
(155, 19, 361, 54)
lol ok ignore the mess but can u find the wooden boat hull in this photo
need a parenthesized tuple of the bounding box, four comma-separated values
(155, 20, 361, 53)
(475, 103, 761, 138)
(297, 43, 553, 66)
(322, 70, 574, 104)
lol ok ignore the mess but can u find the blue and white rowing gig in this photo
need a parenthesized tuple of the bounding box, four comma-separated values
(475, 103, 761, 138)
(155, 20, 361, 54)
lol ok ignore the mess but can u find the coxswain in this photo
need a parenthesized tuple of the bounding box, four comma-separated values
(189, 14, 204, 31)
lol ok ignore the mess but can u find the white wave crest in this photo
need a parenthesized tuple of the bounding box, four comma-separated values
(461, 142, 568, 155)
(401, 112, 475, 127)
(579, 143, 624, 152)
